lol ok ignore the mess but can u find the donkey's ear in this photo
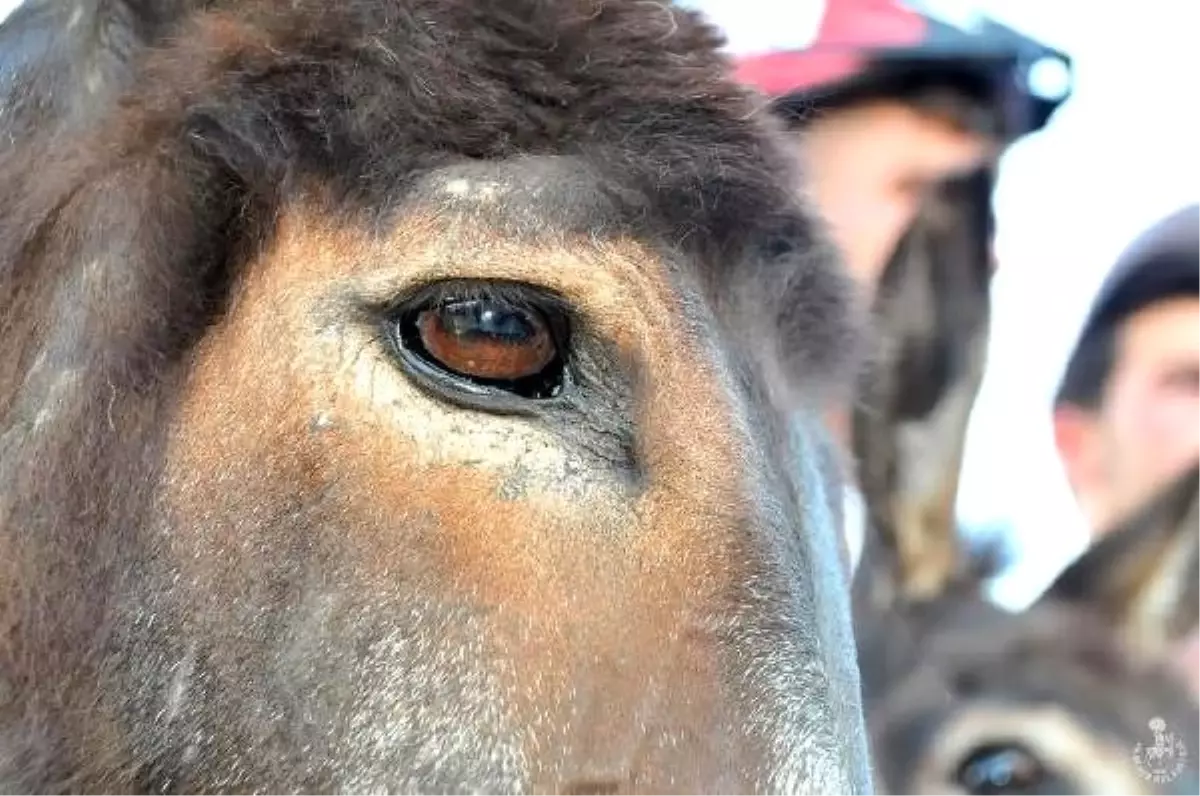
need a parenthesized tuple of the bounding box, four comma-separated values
(0, 0, 203, 144)
(1044, 462, 1199, 651)
(850, 169, 995, 607)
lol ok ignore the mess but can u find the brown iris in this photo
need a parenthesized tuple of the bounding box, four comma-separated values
(415, 299, 556, 382)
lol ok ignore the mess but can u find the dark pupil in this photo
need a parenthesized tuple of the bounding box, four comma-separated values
(959, 747, 1042, 795)
(440, 300, 534, 344)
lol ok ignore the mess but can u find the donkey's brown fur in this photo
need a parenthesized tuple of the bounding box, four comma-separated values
(850, 176, 1199, 794)
(0, 0, 872, 791)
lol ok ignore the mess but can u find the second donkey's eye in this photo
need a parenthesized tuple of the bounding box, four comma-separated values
(956, 743, 1046, 795)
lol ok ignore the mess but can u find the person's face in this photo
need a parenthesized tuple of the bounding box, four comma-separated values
(792, 99, 993, 297)
(1056, 296, 1200, 535)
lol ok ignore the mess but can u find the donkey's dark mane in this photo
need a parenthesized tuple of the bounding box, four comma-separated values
(0, 0, 863, 785)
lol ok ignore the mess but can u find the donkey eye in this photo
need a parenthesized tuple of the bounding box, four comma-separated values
(389, 286, 568, 404)
(417, 299, 556, 382)
(956, 743, 1046, 795)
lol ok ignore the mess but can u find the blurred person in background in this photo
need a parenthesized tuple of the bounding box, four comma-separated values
(683, 0, 1072, 569)
(1052, 203, 1199, 696)
(697, 0, 1071, 299)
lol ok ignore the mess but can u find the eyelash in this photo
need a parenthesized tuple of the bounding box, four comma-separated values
(397, 280, 568, 319)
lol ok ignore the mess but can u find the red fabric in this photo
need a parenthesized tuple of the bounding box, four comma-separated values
(817, 0, 926, 47)
(733, 50, 867, 96)
(732, 0, 927, 96)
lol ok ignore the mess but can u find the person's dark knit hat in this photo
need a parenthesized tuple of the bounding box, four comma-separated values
(1079, 204, 1199, 342)
(1057, 204, 1199, 407)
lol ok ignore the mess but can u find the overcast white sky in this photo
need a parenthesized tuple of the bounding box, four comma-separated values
(2, 0, 1196, 607)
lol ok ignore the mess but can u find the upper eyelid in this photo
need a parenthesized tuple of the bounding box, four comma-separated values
(393, 281, 573, 347)
(377, 278, 572, 318)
